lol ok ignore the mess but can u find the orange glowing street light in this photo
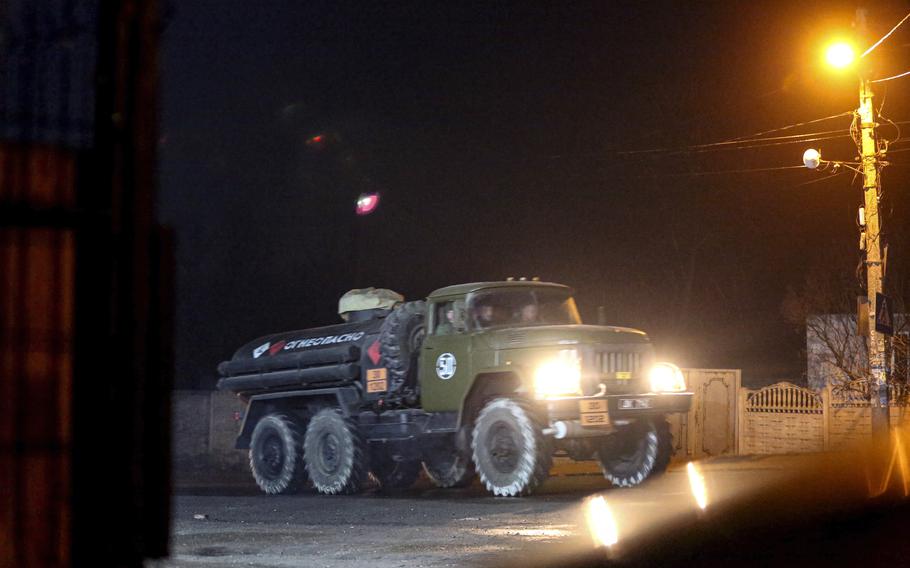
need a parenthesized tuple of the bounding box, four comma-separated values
(824, 41, 856, 69)
(806, 8, 893, 441)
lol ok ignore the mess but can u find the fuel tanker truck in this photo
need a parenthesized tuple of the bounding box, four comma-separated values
(217, 281, 693, 497)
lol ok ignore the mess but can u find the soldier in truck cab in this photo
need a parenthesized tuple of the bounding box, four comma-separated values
(519, 302, 538, 324)
(436, 301, 466, 335)
(474, 303, 497, 328)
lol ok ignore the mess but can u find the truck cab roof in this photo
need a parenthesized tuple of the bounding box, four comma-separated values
(428, 280, 571, 299)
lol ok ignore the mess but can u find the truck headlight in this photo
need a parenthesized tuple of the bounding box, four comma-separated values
(648, 362, 686, 393)
(534, 349, 582, 398)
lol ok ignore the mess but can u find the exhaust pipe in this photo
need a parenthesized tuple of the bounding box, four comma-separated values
(545, 420, 613, 439)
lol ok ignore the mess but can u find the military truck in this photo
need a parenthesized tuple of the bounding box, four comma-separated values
(217, 281, 692, 497)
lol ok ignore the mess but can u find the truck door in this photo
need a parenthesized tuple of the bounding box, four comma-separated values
(419, 299, 471, 412)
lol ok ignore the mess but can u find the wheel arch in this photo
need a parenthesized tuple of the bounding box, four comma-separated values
(457, 371, 522, 431)
(235, 387, 360, 449)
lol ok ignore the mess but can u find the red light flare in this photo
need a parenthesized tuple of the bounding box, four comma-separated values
(306, 134, 325, 147)
(356, 192, 380, 216)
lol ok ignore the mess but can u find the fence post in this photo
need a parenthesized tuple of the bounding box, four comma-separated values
(822, 385, 830, 451)
(737, 387, 747, 455)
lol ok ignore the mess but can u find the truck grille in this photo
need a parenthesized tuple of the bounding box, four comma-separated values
(597, 351, 643, 374)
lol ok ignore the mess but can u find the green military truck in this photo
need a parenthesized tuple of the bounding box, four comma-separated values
(217, 281, 692, 497)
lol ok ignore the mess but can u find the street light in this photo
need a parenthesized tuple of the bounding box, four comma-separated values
(824, 41, 856, 69)
(802, 148, 821, 170)
(806, 10, 891, 441)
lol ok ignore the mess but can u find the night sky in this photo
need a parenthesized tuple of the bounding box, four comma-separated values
(158, 1, 910, 388)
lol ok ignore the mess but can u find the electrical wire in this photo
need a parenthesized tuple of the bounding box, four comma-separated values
(861, 10, 910, 58)
(613, 112, 854, 156)
(872, 69, 910, 83)
(792, 170, 850, 188)
(638, 164, 806, 178)
(724, 111, 853, 142)
(668, 133, 851, 155)
(617, 129, 851, 156)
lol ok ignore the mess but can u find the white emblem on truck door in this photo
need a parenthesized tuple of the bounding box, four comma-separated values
(436, 353, 457, 380)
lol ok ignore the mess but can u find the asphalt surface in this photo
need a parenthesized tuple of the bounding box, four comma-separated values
(155, 456, 799, 568)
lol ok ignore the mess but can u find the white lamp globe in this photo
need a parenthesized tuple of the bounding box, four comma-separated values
(803, 148, 821, 170)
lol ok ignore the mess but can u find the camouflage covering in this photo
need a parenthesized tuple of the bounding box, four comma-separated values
(338, 288, 404, 320)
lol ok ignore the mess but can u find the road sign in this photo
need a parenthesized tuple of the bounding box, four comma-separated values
(875, 292, 894, 335)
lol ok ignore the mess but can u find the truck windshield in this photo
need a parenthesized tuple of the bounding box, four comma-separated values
(468, 288, 582, 329)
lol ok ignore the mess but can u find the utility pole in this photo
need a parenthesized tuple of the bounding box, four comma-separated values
(856, 8, 890, 440)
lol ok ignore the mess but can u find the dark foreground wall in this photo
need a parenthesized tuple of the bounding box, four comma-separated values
(172, 390, 250, 485)
(1, 2, 171, 566)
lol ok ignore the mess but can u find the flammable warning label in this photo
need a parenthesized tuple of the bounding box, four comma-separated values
(366, 368, 388, 393)
(367, 368, 388, 380)
(367, 379, 388, 393)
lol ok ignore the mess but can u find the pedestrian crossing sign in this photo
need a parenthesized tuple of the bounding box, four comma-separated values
(875, 292, 894, 335)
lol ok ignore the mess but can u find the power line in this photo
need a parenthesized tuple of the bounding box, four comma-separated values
(724, 111, 853, 142)
(792, 170, 851, 188)
(614, 112, 854, 156)
(668, 133, 851, 155)
(872, 69, 910, 84)
(861, 10, 910, 58)
(617, 129, 851, 157)
(638, 164, 806, 178)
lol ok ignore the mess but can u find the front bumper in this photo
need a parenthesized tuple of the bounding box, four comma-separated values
(542, 391, 692, 425)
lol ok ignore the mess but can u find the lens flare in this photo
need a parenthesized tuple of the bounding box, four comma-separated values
(687, 462, 709, 510)
(585, 495, 619, 548)
(355, 192, 380, 215)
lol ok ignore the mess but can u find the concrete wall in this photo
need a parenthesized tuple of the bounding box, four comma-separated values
(173, 390, 249, 485)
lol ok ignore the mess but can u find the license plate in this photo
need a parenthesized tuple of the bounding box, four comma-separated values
(580, 412, 609, 426)
(579, 400, 608, 413)
(579, 399, 609, 427)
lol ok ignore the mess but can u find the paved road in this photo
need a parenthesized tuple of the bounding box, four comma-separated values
(159, 456, 795, 568)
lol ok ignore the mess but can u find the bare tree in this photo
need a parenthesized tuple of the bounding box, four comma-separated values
(782, 250, 908, 398)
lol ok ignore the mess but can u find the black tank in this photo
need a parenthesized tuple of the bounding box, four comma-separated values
(217, 317, 385, 393)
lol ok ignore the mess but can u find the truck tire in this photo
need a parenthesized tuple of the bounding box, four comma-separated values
(422, 449, 475, 488)
(597, 418, 672, 488)
(304, 408, 369, 495)
(248, 414, 308, 495)
(371, 454, 421, 490)
(471, 398, 552, 497)
(379, 301, 426, 393)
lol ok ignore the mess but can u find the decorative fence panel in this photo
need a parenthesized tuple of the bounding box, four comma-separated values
(738, 383, 825, 455)
(738, 382, 910, 455)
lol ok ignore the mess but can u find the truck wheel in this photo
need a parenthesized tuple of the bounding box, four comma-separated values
(597, 418, 672, 488)
(471, 398, 552, 497)
(304, 408, 368, 495)
(422, 449, 475, 488)
(371, 454, 421, 490)
(379, 301, 426, 393)
(248, 414, 308, 495)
